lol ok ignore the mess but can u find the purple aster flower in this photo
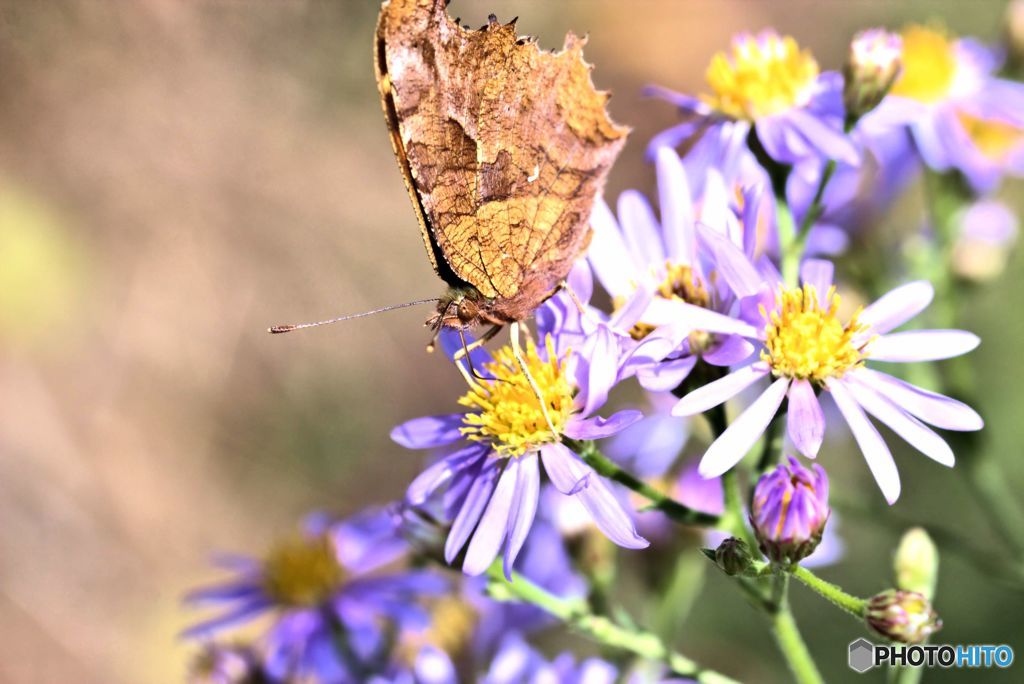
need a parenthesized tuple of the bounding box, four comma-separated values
(673, 242, 983, 503)
(646, 30, 859, 190)
(388, 518, 587, 684)
(183, 509, 445, 683)
(750, 456, 830, 564)
(863, 25, 1024, 193)
(587, 146, 766, 393)
(482, 633, 617, 684)
(394, 321, 648, 579)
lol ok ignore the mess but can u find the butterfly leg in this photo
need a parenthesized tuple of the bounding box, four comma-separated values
(560, 279, 588, 315)
(453, 324, 502, 361)
(457, 328, 496, 383)
(509, 320, 558, 438)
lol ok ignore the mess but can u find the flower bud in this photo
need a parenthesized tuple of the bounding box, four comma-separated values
(715, 537, 754, 576)
(750, 456, 830, 565)
(952, 200, 1019, 282)
(894, 527, 939, 599)
(1008, 0, 1024, 69)
(866, 589, 942, 644)
(843, 29, 903, 120)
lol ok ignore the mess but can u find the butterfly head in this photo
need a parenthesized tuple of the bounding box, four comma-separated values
(428, 287, 499, 330)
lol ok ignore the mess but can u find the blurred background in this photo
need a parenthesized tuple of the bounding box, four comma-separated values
(0, 0, 1021, 682)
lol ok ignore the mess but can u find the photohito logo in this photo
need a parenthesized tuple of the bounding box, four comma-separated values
(848, 639, 1014, 673)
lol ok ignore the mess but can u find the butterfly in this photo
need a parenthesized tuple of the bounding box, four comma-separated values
(373, 0, 628, 340)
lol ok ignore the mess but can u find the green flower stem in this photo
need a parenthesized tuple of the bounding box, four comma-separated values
(486, 564, 740, 684)
(776, 195, 800, 288)
(722, 469, 758, 552)
(769, 575, 825, 684)
(796, 160, 836, 238)
(746, 127, 799, 287)
(790, 565, 867, 617)
(891, 650, 927, 684)
(574, 441, 719, 527)
(919, 169, 1024, 560)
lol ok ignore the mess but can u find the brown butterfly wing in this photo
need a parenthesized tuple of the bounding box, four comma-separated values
(374, 7, 462, 288)
(375, 0, 628, 308)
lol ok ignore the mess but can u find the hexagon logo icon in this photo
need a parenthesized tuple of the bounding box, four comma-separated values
(849, 638, 875, 673)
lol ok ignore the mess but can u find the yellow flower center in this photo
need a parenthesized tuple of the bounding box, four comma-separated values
(616, 262, 714, 347)
(397, 597, 478, 666)
(425, 598, 478, 654)
(656, 262, 710, 307)
(262, 534, 345, 607)
(890, 26, 958, 103)
(703, 32, 820, 120)
(459, 335, 575, 458)
(957, 112, 1024, 162)
(761, 284, 867, 383)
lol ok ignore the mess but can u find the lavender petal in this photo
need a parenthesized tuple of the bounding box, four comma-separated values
(698, 377, 789, 477)
(827, 378, 901, 504)
(787, 378, 825, 457)
(870, 330, 980, 362)
(672, 363, 769, 417)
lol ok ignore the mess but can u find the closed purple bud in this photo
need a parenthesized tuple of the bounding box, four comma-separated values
(750, 456, 830, 565)
(866, 589, 942, 644)
(844, 29, 903, 120)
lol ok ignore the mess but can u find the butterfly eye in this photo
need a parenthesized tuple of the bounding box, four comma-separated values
(457, 299, 479, 325)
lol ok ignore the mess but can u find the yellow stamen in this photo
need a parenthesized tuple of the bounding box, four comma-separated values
(703, 32, 820, 121)
(890, 25, 958, 103)
(425, 598, 477, 654)
(957, 112, 1024, 162)
(397, 597, 478, 666)
(262, 534, 344, 607)
(616, 262, 712, 345)
(459, 335, 575, 458)
(762, 284, 867, 383)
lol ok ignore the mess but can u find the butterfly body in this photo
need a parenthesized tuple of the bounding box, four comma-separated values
(374, 0, 627, 330)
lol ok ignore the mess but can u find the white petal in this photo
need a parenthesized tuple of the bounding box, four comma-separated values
(588, 198, 637, 299)
(699, 377, 789, 478)
(827, 379, 901, 504)
(618, 190, 666, 267)
(856, 368, 983, 431)
(869, 330, 980, 362)
(643, 298, 759, 337)
(844, 375, 955, 467)
(858, 281, 934, 336)
(503, 454, 541, 577)
(462, 461, 519, 575)
(656, 146, 696, 265)
(672, 364, 770, 417)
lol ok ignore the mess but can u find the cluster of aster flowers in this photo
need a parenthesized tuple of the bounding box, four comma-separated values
(182, 17, 1024, 683)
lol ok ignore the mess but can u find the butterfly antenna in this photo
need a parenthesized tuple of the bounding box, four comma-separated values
(269, 298, 438, 334)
